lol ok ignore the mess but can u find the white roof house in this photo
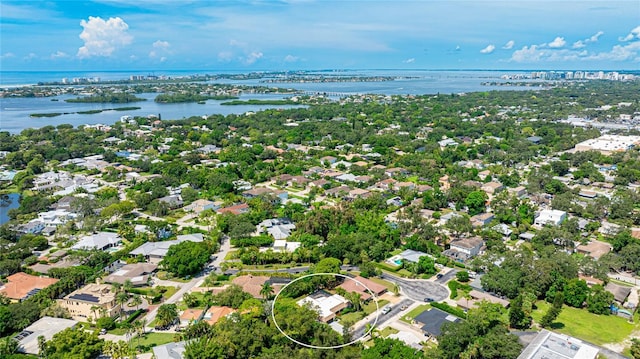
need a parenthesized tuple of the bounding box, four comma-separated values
(297, 291, 349, 322)
(15, 316, 78, 355)
(130, 233, 204, 263)
(72, 232, 122, 251)
(534, 209, 567, 227)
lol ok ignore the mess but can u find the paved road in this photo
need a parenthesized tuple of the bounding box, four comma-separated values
(352, 298, 414, 339)
(145, 236, 232, 331)
(380, 272, 449, 302)
(435, 268, 458, 284)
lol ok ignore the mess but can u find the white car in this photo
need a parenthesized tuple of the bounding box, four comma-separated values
(381, 306, 392, 314)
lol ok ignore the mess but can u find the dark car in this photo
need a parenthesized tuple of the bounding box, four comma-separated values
(424, 297, 434, 302)
(436, 273, 444, 279)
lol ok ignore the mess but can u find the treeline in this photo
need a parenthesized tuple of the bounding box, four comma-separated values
(155, 93, 238, 103)
(66, 93, 146, 103)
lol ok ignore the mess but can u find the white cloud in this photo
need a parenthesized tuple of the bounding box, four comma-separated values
(403, 58, 415, 63)
(218, 51, 233, 62)
(24, 53, 37, 60)
(455, 45, 461, 51)
(77, 16, 133, 58)
(588, 31, 604, 42)
(511, 45, 544, 62)
(284, 55, 299, 62)
(480, 44, 495, 54)
(548, 37, 566, 48)
(0, 52, 15, 59)
(153, 40, 170, 49)
(572, 40, 586, 49)
(244, 51, 263, 64)
(588, 41, 640, 61)
(150, 40, 171, 58)
(160, 56, 167, 62)
(50, 51, 69, 59)
(619, 26, 640, 41)
(502, 40, 514, 50)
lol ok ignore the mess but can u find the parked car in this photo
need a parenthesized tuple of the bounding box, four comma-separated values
(424, 297, 434, 302)
(436, 273, 444, 279)
(381, 306, 392, 314)
(400, 305, 408, 310)
(99, 328, 107, 335)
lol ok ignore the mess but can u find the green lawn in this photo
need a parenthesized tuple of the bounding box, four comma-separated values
(135, 332, 176, 347)
(379, 326, 399, 337)
(365, 299, 389, 315)
(531, 301, 637, 345)
(339, 299, 390, 324)
(400, 304, 431, 324)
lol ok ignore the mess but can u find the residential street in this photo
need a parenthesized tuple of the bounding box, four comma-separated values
(144, 236, 231, 331)
(351, 298, 414, 339)
(380, 272, 449, 302)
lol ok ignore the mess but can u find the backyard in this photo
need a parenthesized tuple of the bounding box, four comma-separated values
(531, 301, 638, 345)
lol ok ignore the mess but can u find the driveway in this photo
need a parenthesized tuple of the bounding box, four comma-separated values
(380, 272, 449, 302)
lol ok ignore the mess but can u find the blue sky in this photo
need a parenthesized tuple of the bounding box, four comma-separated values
(1, 0, 639, 71)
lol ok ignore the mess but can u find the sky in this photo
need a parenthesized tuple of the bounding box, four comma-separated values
(1, 0, 639, 72)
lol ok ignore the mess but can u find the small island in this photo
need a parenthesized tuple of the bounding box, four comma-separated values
(155, 93, 238, 103)
(66, 93, 146, 103)
(220, 99, 299, 106)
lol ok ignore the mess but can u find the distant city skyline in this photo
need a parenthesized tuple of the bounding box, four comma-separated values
(1, 1, 639, 72)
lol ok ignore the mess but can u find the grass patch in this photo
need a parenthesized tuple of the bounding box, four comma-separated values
(364, 299, 389, 315)
(108, 327, 129, 335)
(135, 332, 176, 347)
(400, 304, 431, 324)
(340, 311, 363, 323)
(161, 286, 178, 299)
(379, 326, 399, 337)
(531, 301, 637, 345)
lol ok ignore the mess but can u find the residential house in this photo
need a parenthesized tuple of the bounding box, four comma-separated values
(508, 186, 527, 198)
(320, 156, 337, 165)
(471, 213, 494, 227)
(158, 195, 184, 209)
(179, 309, 204, 328)
(0, 272, 59, 301)
(152, 341, 187, 359)
(297, 291, 349, 323)
(456, 290, 509, 311)
(387, 249, 430, 266)
(445, 237, 484, 262)
(605, 282, 632, 305)
(17, 221, 45, 235)
(413, 308, 461, 339)
(216, 203, 250, 215)
(71, 232, 122, 251)
(129, 233, 204, 264)
(576, 240, 612, 260)
(103, 263, 158, 287)
(337, 276, 387, 301)
(242, 187, 288, 203)
(202, 306, 236, 325)
(15, 317, 78, 355)
(518, 329, 599, 359)
(534, 209, 567, 227)
(57, 283, 120, 321)
(183, 199, 221, 214)
(348, 188, 371, 199)
(481, 181, 504, 196)
(231, 275, 288, 299)
(257, 218, 296, 240)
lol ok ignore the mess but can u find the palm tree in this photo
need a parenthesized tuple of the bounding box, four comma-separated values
(111, 282, 123, 294)
(260, 282, 274, 300)
(130, 294, 142, 311)
(123, 279, 133, 293)
(90, 305, 102, 321)
(116, 291, 130, 317)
